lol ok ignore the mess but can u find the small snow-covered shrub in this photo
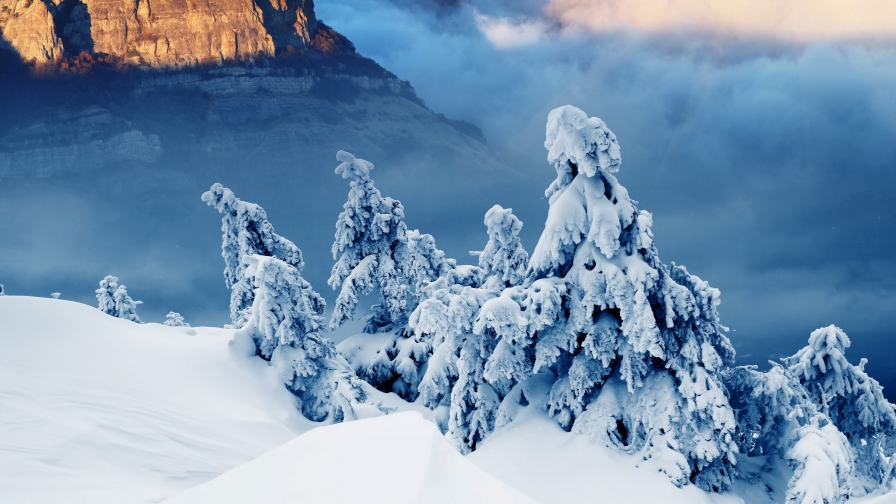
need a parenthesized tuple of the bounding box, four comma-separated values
(202, 183, 303, 329)
(163, 312, 189, 327)
(50, 292, 60, 299)
(96, 275, 142, 323)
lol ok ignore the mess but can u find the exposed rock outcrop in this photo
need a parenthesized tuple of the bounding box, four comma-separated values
(0, 0, 336, 66)
(0, 0, 63, 62)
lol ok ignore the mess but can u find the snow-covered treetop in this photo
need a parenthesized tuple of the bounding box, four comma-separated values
(203, 183, 305, 328)
(477, 205, 528, 289)
(202, 183, 304, 288)
(544, 105, 622, 200)
(786, 325, 852, 392)
(784, 325, 896, 437)
(407, 230, 456, 294)
(330, 150, 406, 263)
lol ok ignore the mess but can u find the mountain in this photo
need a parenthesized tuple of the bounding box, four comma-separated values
(0, 0, 522, 326)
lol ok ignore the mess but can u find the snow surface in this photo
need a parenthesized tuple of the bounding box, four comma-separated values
(0, 296, 313, 503)
(4, 295, 894, 503)
(165, 411, 537, 504)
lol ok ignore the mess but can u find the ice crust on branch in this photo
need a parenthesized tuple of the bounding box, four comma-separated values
(202, 183, 303, 329)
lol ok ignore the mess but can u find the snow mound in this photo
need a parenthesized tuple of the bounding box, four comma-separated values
(0, 296, 312, 503)
(164, 411, 538, 504)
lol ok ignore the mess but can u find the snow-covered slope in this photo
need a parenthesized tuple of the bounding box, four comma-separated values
(5, 295, 893, 503)
(0, 296, 313, 503)
(165, 411, 537, 504)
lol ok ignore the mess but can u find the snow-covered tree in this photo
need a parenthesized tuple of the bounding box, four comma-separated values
(202, 183, 303, 329)
(328, 151, 412, 333)
(164, 312, 190, 327)
(95, 276, 142, 323)
(96, 275, 119, 315)
(0, 284, 5, 296)
(113, 285, 142, 323)
(784, 325, 896, 492)
(240, 254, 363, 421)
(50, 292, 61, 299)
(407, 206, 529, 449)
(474, 204, 529, 290)
(723, 363, 853, 503)
(469, 105, 737, 491)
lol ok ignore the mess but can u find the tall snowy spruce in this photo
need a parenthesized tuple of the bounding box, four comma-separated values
(326, 150, 472, 402)
(409, 204, 529, 449)
(467, 105, 738, 490)
(202, 183, 303, 329)
(328, 151, 414, 334)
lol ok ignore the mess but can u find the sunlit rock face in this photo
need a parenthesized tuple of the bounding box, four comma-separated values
(0, 0, 332, 66)
(0, 0, 64, 62)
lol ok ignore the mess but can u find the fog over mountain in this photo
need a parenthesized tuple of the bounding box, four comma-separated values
(2, 0, 895, 399)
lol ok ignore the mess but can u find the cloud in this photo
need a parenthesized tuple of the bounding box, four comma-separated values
(473, 10, 549, 48)
(544, 0, 896, 42)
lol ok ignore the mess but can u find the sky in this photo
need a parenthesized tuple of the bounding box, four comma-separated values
(1, 0, 894, 392)
(313, 0, 896, 382)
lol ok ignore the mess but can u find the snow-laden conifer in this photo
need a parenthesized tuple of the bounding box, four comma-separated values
(329, 151, 412, 333)
(475, 205, 528, 290)
(113, 285, 142, 323)
(0, 284, 5, 295)
(471, 105, 737, 490)
(723, 363, 854, 502)
(241, 254, 364, 422)
(784, 325, 896, 492)
(202, 183, 303, 329)
(164, 312, 190, 327)
(96, 275, 119, 316)
(96, 276, 142, 323)
(407, 205, 528, 449)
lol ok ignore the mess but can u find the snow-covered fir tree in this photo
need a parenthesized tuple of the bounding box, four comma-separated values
(408, 204, 529, 449)
(0, 284, 5, 296)
(475, 204, 529, 290)
(337, 229, 455, 400)
(784, 325, 896, 493)
(202, 183, 303, 329)
(113, 285, 142, 323)
(95, 275, 142, 323)
(164, 312, 190, 327)
(240, 254, 363, 421)
(467, 105, 738, 490)
(50, 293, 61, 299)
(96, 275, 119, 315)
(328, 151, 412, 333)
(723, 363, 854, 503)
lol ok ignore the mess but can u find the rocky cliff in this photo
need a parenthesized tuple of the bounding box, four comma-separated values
(0, 0, 339, 66)
(0, 1, 518, 326)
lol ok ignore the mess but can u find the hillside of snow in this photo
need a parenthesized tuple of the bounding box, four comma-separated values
(2, 295, 895, 503)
